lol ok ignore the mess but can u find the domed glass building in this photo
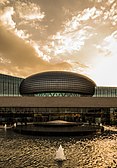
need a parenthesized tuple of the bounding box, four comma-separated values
(20, 71, 96, 97)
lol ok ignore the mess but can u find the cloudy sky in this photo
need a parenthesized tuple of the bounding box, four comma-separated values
(0, 0, 117, 86)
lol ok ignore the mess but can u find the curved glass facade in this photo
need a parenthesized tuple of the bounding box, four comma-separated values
(20, 71, 96, 96)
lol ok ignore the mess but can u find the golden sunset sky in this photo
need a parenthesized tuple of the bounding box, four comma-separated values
(0, 0, 117, 86)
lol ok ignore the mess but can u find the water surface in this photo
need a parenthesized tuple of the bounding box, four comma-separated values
(0, 129, 117, 168)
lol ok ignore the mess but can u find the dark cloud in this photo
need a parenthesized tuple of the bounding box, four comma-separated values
(0, 23, 45, 67)
(0, 23, 71, 77)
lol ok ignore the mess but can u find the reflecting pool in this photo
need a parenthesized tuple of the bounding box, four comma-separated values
(0, 129, 117, 168)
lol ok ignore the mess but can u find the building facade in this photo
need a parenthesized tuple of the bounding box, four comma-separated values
(0, 72, 117, 125)
(0, 73, 117, 98)
(94, 87, 117, 97)
(0, 74, 23, 96)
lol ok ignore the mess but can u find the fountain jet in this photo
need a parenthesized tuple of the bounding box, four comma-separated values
(55, 145, 66, 162)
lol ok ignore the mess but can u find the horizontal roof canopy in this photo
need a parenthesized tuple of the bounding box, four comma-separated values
(0, 97, 117, 108)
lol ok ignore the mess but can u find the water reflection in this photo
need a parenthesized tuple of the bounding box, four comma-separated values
(0, 129, 116, 168)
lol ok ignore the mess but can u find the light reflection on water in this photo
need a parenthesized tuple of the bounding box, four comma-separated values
(0, 129, 117, 168)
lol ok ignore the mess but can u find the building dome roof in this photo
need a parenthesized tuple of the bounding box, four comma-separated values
(19, 71, 96, 96)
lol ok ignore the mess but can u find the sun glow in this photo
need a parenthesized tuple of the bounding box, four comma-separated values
(90, 55, 117, 86)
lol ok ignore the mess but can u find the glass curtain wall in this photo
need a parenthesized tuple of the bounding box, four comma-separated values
(94, 87, 117, 97)
(0, 74, 23, 96)
(0, 107, 113, 125)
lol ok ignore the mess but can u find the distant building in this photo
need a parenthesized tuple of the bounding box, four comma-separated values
(0, 71, 117, 125)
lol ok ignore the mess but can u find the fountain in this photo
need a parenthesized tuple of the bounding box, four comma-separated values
(14, 123, 17, 127)
(4, 124, 7, 131)
(55, 145, 66, 162)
